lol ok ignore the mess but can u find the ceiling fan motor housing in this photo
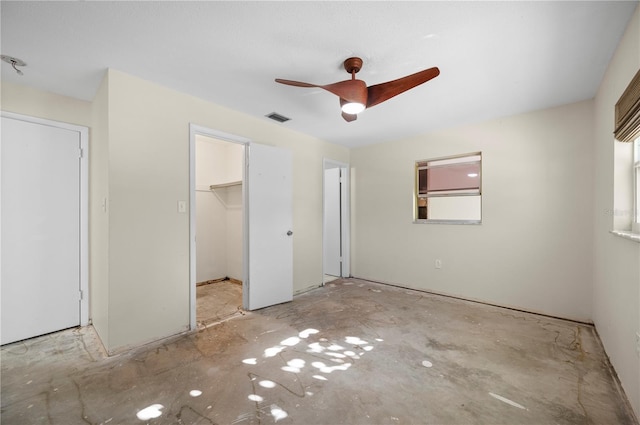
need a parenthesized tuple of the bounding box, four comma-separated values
(343, 57, 363, 74)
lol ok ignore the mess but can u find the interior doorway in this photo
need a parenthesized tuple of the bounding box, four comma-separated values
(194, 134, 245, 328)
(190, 124, 295, 328)
(323, 159, 350, 283)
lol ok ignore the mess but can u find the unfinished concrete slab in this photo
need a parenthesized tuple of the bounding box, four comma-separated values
(196, 280, 243, 328)
(1, 279, 636, 424)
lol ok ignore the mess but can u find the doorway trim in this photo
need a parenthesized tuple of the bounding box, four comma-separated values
(322, 159, 351, 280)
(1, 111, 90, 326)
(188, 124, 250, 330)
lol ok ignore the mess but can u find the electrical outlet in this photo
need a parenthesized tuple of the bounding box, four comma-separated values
(435, 259, 442, 269)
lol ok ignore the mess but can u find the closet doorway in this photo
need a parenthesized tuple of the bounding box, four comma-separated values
(194, 134, 244, 327)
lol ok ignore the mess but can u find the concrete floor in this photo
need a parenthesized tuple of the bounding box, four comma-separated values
(1, 278, 637, 424)
(323, 274, 339, 284)
(196, 280, 243, 328)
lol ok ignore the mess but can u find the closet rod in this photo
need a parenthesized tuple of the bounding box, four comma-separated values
(209, 180, 242, 190)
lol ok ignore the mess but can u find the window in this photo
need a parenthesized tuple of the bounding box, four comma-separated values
(634, 137, 640, 233)
(612, 69, 640, 240)
(415, 152, 481, 223)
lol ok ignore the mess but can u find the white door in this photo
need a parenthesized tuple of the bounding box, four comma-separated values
(246, 143, 293, 310)
(1, 116, 82, 344)
(323, 168, 341, 276)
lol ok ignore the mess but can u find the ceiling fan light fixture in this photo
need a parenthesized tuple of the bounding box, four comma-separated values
(341, 101, 365, 115)
(275, 57, 440, 122)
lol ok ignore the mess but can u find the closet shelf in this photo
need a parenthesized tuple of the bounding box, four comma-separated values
(210, 180, 242, 190)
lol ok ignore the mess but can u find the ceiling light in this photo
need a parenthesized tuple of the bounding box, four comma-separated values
(467, 173, 478, 178)
(341, 102, 366, 115)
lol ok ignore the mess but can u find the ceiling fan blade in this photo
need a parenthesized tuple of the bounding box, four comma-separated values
(275, 79, 319, 88)
(366, 67, 440, 108)
(276, 78, 367, 104)
(342, 111, 357, 122)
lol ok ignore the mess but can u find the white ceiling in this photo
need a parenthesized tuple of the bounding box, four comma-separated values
(1, 1, 637, 148)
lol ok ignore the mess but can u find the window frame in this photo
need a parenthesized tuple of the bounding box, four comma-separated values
(633, 138, 640, 233)
(414, 152, 482, 225)
(611, 69, 640, 241)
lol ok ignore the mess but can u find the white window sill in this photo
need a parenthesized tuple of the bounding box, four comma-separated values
(610, 230, 640, 243)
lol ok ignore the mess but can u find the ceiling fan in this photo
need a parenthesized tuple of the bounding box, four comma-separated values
(275, 57, 440, 122)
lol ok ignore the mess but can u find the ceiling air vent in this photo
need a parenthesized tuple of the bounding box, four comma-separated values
(265, 112, 290, 123)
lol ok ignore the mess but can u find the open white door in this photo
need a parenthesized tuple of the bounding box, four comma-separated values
(246, 143, 293, 310)
(1, 114, 88, 345)
(323, 168, 341, 276)
(323, 159, 350, 280)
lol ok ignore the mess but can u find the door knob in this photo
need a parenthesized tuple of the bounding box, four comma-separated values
(287, 230, 293, 236)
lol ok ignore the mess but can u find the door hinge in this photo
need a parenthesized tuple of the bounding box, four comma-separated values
(79, 147, 84, 158)
(79, 290, 84, 300)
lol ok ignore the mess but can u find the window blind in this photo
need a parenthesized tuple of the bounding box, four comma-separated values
(615, 68, 640, 143)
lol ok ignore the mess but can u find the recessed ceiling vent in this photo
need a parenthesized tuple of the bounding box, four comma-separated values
(265, 112, 291, 123)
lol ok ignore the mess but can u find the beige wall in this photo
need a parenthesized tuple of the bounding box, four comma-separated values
(89, 73, 110, 350)
(103, 69, 349, 350)
(351, 99, 595, 323)
(593, 5, 640, 416)
(1, 71, 349, 353)
(1, 81, 92, 127)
